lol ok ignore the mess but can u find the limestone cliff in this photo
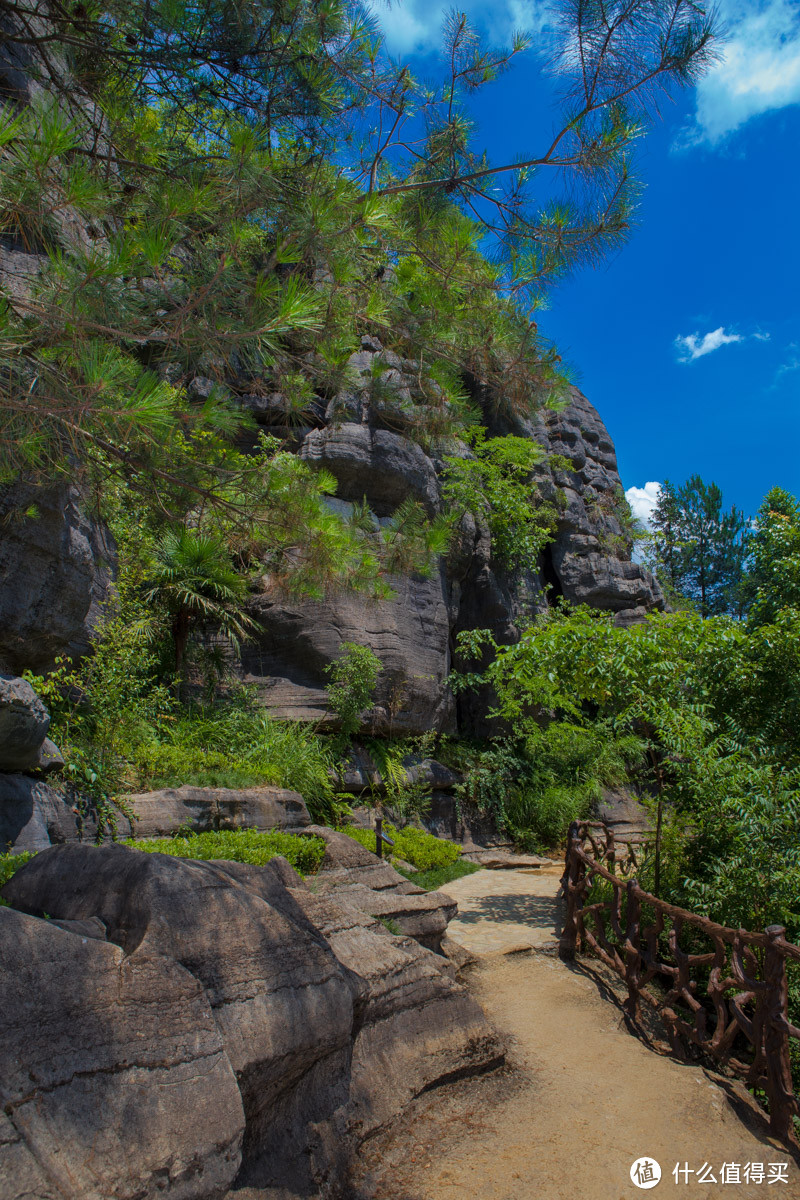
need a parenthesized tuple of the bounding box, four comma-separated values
(0, 344, 662, 731)
(231, 338, 663, 734)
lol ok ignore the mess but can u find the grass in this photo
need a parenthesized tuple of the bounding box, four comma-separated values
(341, 822, 462, 871)
(0, 851, 34, 906)
(396, 859, 481, 891)
(128, 703, 337, 822)
(127, 828, 326, 876)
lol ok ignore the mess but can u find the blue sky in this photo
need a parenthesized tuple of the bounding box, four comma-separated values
(373, 0, 800, 523)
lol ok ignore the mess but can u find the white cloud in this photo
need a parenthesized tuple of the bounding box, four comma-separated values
(376, 1, 447, 54)
(674, 326, 744, 362)
(372, 0, 554, 55)
(625, 482, 662, 529)
(776, 347, 800, 382)
(687, 0, 800, 145)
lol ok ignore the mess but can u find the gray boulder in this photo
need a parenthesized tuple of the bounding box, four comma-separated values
(123, 784, 312, 839)
(512, 388, 664, 614)
(2, 842, 503, 1196)
(331, 748, 460, 795)
(0, 774, 83, 853)
(0, 904, 245, 1200)
(0, 482, 116, 674)
(0, 675, 50, 770)
(299, 423, 441, 517)
(242, 564, 455, 736)
(302, 826, 457, 952)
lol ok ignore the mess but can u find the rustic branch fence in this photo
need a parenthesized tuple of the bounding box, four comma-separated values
(560, 820, 800, 1147)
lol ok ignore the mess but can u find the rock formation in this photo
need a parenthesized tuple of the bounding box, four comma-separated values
(234, 339, 663, 735)
(0, 482, 116, 675)
(1, 842, 503, 1199)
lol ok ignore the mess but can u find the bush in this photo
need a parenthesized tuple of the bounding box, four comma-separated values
(0, 851, 34, 905)
(129, 700, 338, 822)
(325, 642, 383, 740)
(128, 828, 325, 876)
(342, 823, 461, 871)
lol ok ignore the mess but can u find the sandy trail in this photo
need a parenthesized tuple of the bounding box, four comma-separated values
(355, 867, 800, 1200)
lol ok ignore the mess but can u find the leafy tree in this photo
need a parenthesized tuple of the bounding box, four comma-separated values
(0, 0, 720, 498)
(443, 431, 563, 572)
(745, 487, 800, 627)
(143, 528, 258, 681)
(324, 641, 383, 740)
(648, 476, 749, 616)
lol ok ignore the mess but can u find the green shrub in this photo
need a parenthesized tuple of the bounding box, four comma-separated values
(130, 700, 337, 822)
(342, 823, 461, 871)
(0, 851, 34, 905)
(325, 643, 383, 740)
(128, 828, 325, 876)
(504, 784, 591, 851)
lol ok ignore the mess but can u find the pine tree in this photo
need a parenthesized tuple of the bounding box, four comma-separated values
(745, 488, 800, 627)
(649, 476, 749, 617)
(0, 0, 721, 616)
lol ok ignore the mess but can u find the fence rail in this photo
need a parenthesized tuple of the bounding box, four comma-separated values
(560, 820, 800, 1147)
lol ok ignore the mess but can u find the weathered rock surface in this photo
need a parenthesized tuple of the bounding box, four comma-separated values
(0, 674, 51, 770)
(594, 787, 654, 846)
(300, 423, 441, 517)
(233, 361, 662, 735)
(242, 565, 455, 735)
(0, 482, 116, 674)
(301, 826, 457, 951)
(506, 388, 664, 618)
(0, 903, 245, 1200)
(460, 846, 551, 869)
(123, 784, 312, 839)
(0, 773, 84, 852)
(332, 747, 460, 794)
(2, 842, 503, 1198)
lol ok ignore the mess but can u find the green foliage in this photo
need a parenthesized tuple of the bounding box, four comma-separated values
(128, 829, 325, 876)
(745, 487, 800, 628)
(0, 852, 34, 903)
(455, 593, 800, 928)
(450, 724, 637, 850)
(342, 823, 462, 872)
(646, 476, 750, 617)
(130, 696, 338, 822)
(24, 518, 172, 836)
(0, 0, 720, 506)
(443, 430, 560, 571)
(325, 642, 383, 740)
(143, 527, 258, 678)
(361, 737, 434, 824)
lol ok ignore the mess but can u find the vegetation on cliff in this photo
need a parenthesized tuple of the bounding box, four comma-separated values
(1, 0, 716, 583)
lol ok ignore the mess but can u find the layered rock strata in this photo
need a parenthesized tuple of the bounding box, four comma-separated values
(1, 843, 502, 1199)
(235, 340, 663, 735)
(0, 483, 116, 675)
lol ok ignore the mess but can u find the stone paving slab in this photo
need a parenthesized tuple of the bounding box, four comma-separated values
(436, 866, 564, 955)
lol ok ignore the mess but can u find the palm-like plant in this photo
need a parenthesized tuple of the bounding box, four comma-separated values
(144, 528, 258, 682)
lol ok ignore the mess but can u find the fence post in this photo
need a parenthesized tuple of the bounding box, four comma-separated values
(559, 821, 583, 961)
(605, 824, 616, 875)
(763, 925, 798, 1147)
(624, 879, 641, 1020)
(375, 817, 383, 860)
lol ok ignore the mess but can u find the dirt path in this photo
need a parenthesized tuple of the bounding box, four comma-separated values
(355, 868, 800, 1200)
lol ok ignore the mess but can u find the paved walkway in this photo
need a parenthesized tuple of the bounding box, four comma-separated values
(361, 868, 800, 1200)
(436, 863, 564, 954)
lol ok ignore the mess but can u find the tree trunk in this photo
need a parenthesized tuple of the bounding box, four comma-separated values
(172, 608, 191, 691)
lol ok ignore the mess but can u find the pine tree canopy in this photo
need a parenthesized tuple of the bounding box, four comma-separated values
(0, 0, 719, 594)
(647, 475, 750, 618)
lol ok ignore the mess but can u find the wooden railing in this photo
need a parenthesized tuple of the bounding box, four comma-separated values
(560, 820, 800, 1147)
